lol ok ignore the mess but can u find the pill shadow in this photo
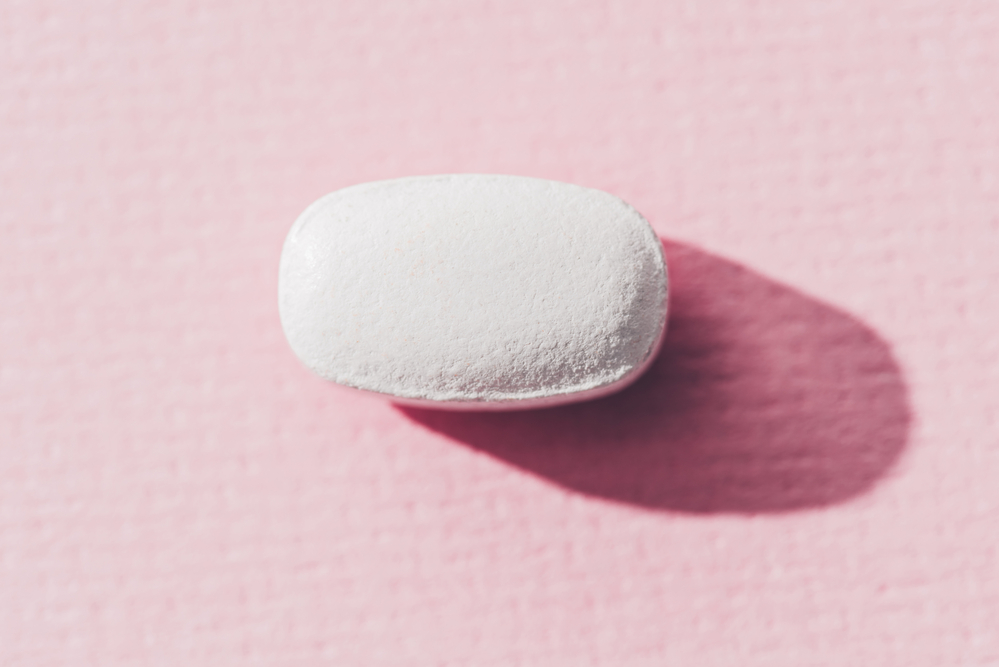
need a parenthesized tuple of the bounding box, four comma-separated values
(399, 241, 910, 513)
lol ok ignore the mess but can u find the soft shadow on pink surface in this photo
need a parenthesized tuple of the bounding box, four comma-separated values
(400, 241, 910, 513)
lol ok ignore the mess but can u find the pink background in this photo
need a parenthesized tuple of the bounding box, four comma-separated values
(2, 1, 998, 664)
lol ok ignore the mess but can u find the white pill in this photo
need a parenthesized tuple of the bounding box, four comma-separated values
(278, 174, 668, 410)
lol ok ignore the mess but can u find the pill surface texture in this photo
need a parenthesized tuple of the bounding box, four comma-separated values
(278, 174, 668, 410)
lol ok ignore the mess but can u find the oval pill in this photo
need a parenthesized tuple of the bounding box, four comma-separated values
(278, 174, 668, 410)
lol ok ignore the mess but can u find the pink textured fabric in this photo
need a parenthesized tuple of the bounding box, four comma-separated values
(2, 1, 997, 664)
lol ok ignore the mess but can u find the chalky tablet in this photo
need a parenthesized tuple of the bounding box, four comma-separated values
(278, 174, 668, 410)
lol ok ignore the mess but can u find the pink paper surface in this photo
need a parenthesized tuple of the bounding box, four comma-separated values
(2, 1, 997, 664)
